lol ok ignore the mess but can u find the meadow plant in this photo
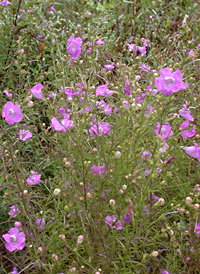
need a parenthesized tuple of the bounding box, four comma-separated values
(1, 0, 200, 273)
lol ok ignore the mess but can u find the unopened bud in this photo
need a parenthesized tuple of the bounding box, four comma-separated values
(151, 251, 159, 257)
(109, 199, 116, 207)
(115, 151, 121, 159)
(53, 188, 61, 196)
(185, 197, 192, 206)
(122, 100, 130, 111)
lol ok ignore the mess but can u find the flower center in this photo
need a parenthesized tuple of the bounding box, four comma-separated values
(71, 44, 77, 52)
(161, 127, 167, 135)
(9, 109, 15, 117)
(165, 76, 175, 88)
(10, 235, 17, 245)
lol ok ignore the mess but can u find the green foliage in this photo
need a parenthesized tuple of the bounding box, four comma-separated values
(0, 0, 200, 273)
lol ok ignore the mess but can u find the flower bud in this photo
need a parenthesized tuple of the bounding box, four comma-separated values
(77, 235, 84, 248)
(28, 101, 33, 107)
(53, 188, 61, 196)
(185, 197, 192, 206)
(115, 151, 121, 159)
(109, 199, 116, 207)
(122, 100, 130, 111)
(151, 251, 158, 257)
(14, 221, 22, 228)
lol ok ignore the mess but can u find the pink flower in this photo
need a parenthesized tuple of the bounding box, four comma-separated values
(19, 129, 32, 141)
(144, 106, 156, 117)
(4, 89, 12, 97)
(155, 67, 186, 95)
(51, 117, 74, 132)
(96, 100, 117, 115)
(36, 218, 45, 229)
(48, 92, 56, 98)
(8, 206, 20, 218)
(104, 63, 114, 70)
(30, 84, 44, 99)
(140, 63, 151, 72)
(142, 150, 152, 160)
(195, 223, 200, 235)
(180, 120, 190, 130)
(11, 267, 18, 274)
(64, 88, 77, 99)
(90, 165, 105, 176)
(185, 143, 200, 161)
(138, 46, 146, 55)
(123, 78, 131, 96)
(179, 105, 194, 121)
(0, 0, 9, 6)
(27, 172, 41, 185)
(50, 5, 55, 11)
(188, 49, 195, 57)
(96, 39, 105, 45)
(105, 215, 123, 230)
(2, 228, 25, 252)
(181, 126, 196, 139)
(128, 43, 135, 51)
(161, 270, 171, 274)
(88, 121, 111, 137)
(67, 34, 82, 59)
(96, 84, 114, 96)
(155, 122, 173, 140)
(2, 101, 23, 125)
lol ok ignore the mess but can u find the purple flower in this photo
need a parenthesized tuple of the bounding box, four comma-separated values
(27, 172, 41, 185)
(128, 43, 135, 52)
(181, 126, 196, 139)
(36, 218, 45, 229)
(179, 104, 194, 121)
(123, 78, 131, 96)
(64, 88, 77, 99)
(152, 194, 160, 204)
(19, 129, 32, 141)
(180, 120, 190, 130)
(144, 168, 150, 174)
(67, 34, 82, 59)
(11, 267, 18, 274)
(48, 92, 56, 98)
(195, 223, 200, 235)
(105, 215, 123, 230)
(142, 150, 152, 160)
(0, 0, 9, 6)
(2, 228, 25, 252)
(104, 63, 114, 70)
(140, 63, 151, 72)
(4, 89, 12, 97)
(88, 121, 111, 137)
(155, 122, 173, 140)
(90, 165, 105, 176)
(30, 84, 44, 99)
(50, 5, 55, 11)
(2, 101, 23, 125)
(51, 117, 74, 132)
(96, 100, 117, 115)
(96, 39, 105, 45)
(185, 143, 200, 161)
(144, 106, 156, 117)
(123, 202, 133, 224)
(135, 93, 146, 103)
(155, 67, 186, 95)
(8, 206, 20, 218)
(96, 84, 114, 96)
(138, 46, 146, 55)
(161, 270, 171, 274)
